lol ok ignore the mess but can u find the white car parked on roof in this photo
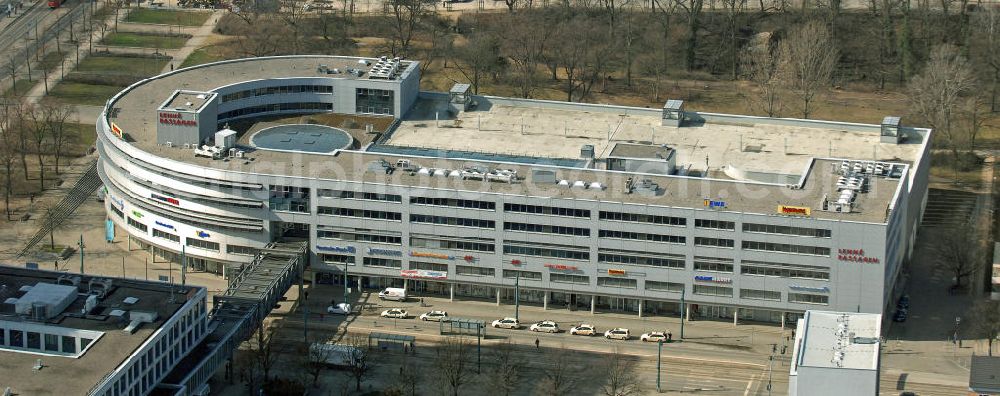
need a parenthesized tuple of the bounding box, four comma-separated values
(604, 328, 630, 340)
(380, 309, 409, 319)
(529, 320, 560, 333)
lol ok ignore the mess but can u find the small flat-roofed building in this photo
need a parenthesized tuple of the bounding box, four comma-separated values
(606, 142, 676, 175)
(0, 265, 208, 396)
(788, 310, 882, 396)
(969, 355, 1000, 395)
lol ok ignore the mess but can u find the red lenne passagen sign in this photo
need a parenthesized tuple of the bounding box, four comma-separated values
(837, 248, 880, 263)
(159, 112, 196, 126)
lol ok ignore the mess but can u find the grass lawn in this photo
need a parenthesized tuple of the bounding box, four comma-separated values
(102, 32, 189, 49)
(3, 79, 34, 98)
(124, 8, 210, 26)
(46, 81, 126, 106)
(76, 55, 171, 76)
(179, 43, 235, 68)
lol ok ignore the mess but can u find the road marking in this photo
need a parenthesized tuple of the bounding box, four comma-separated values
(744, 371, 760, 396)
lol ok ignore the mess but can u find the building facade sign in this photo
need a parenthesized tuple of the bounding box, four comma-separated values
(195, 230, 210, 238)
(151, 193, 180, 205)
(110, 195, 124, 210)
(509, 259, 524, 266)
(837, 248, 879, 263)
(545, 264, 578, 271)
(607, 269, 627, 276)
(410, 251, 455, 260)
(159, 112, 196, 126)
(110, 122, 124, 139)
(131, 210, 143, 218)
(704, 199, 727, 208)
(400, 269, 448, 279)
(367, 247, 402, 256)
(694, 275, 732, 284)
(318, 245, 355, 253)
(154, 221, 175, 230)
(778, 205, 811, 216)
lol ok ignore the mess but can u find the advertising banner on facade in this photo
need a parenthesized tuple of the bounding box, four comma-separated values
(400, 269, 447, 279)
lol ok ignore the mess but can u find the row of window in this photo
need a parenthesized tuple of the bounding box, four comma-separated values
(0, 328, 90, 355)
(599, 211, 686, 226)
(694, 219, 736, 230)
(318, 207, 403, 221)
(411, 236, 496, 252)
(691, 285, 829, 304)
(410, 197, 496, 210)
(218, 102, 333, 120)
(505, 222, 590, 236)
(597, 252, 686, 269)
(128, 217, 148, 233)
(317, 189, 402, 202)
(598, 229, 685, 244)
(411, 214, 495, 229)
(743, 223, 832, 238)
(318, 228, 402, 245)
(503, 242, 590, 260)
(220, 84, 333, 102)
(504, 203, 590, 218)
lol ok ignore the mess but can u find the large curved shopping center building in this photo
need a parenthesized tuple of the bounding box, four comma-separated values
(98, 55, 931, 324)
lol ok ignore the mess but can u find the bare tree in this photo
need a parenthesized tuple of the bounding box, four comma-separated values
(344, 335, 375, 392)
(384, 357, 420, 396)
(485, 340, 524, 396)
(674, 0, 704, 72)
(968, 300, 1000, 356)
(930, 228, 984, 289)
(41, 102, 74, 174)
(536, 345, 577, 396)
(973, 6, 1000, 112)
(237, 324, 279, 395)
(0, 101, 17, 219)
(740, 33, 782, 117)
(502, 13, 549, 99)
(434, 336, 472, 396)
(777, 21, 837, 119)
(25, 104, 48, 190)
(303, 342, 332, 388)
(385, 0, 434, 58)
(601, 349, 642, 396)
(452, 31, 501, 95)
(908, 44, 977, 167)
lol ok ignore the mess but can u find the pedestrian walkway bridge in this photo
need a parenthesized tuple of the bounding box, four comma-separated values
(150, 241, 307, 396)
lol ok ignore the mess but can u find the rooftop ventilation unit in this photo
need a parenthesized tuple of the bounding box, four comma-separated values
(631, 179, 662, 197)
(486, 169, 518, 184)
(580, 145, 595, 159)
(56, 274, 81, 288)
(87, 278, 114, 300)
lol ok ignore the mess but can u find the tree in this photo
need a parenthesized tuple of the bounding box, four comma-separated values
(434, 336, 471, 396)
(344, 335, 375, 392)
(971, 6, 1000, 112)
(41, 102, 74, 175)
(536, 345, 577, 396)
(968, 300, 1000, 356)
(237, 324, 279, 395)
(674, 0, 704, 72)
(385, 0, 434, 58)
(740, 34, 782, 117)
(930, 228, 983, 289)
(0, 101, 17, 220)
(908, 44, 977, 167)
(303, 342, 332, 388)
(777, 21, 837, 118)
(485, 340, 524, 396)
(25, 104, 48, 190)
(384, 357, 420, 396)
(452, 30, 501, 95)
(601, 349, 641, 396)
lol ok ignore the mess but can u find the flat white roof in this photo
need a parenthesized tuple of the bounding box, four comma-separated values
(794, 310, 881, 371)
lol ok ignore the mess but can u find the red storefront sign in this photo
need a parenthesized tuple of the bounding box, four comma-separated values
(159, 112, 196, 126)
(837, 248, 880, 263)
(544, 264, 578, 271)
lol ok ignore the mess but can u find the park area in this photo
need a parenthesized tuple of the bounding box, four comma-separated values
(102, 32, 191, 49)
(124, 8, 211, 26)
(45, 54, 170, 106)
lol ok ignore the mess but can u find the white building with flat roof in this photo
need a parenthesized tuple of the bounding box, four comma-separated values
(96, 55, 931, 326)
(788, 310, 882, 396)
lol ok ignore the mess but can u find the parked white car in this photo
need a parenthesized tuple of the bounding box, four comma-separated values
(570, 323, 597, 336)
(491, 317, 521, 329)
(529, 320, 560, 333)
(326, 303, 352, 315)
(419, 310, 449, 322)
(604, 328, 631, 340)
(380, 309, 409, 319)
(641, 332, 667, 342)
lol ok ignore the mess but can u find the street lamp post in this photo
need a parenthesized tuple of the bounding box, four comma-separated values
(77, 235, 85, 274)
(656, 340, 664, 392)
(343, 263, 349, 303)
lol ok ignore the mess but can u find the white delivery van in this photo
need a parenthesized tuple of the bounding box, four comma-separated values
(378, 287, 407, 301)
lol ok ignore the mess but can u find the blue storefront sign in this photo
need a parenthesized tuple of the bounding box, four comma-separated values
(694, 275, 732, 284)
(196, 231, 210, 238)
(155, 221, 175, 230)
(367, 247, 402, 256)
(317, 245, 356, 254)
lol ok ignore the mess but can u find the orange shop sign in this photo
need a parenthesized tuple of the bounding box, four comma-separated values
(778, 205, 811, 216)
(410, 251, 453, 260)
(607, 269, 626, 276)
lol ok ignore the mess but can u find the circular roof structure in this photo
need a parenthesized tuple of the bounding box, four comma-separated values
(250, 124, 353, 154)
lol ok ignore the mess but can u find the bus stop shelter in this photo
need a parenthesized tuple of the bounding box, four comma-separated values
(368, 332, 415, 353)
(440, 318, 486, 337)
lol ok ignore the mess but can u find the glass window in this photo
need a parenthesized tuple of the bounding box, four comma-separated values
(9, 330, 23, 347)
(410, 261, 448, 272)
(598, 211, 686, 226)
(788, 293, 829, 305)
(739, 289, 782, 301)
(549, 273, 589, 284)
(26, 332, 40, 349)
(455, 265, 495, 277)
(692, 284, 733, 297)
(81, 337, 93, 350)
(502, 270, 542, 280)
(597, 277, 637, 289)
(645, 281, 684, 292)
(44, 333, 59, 351)
(694, 219, 735, 230)
(694, 237, 734, 248)
(62, 336, 76, 353)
